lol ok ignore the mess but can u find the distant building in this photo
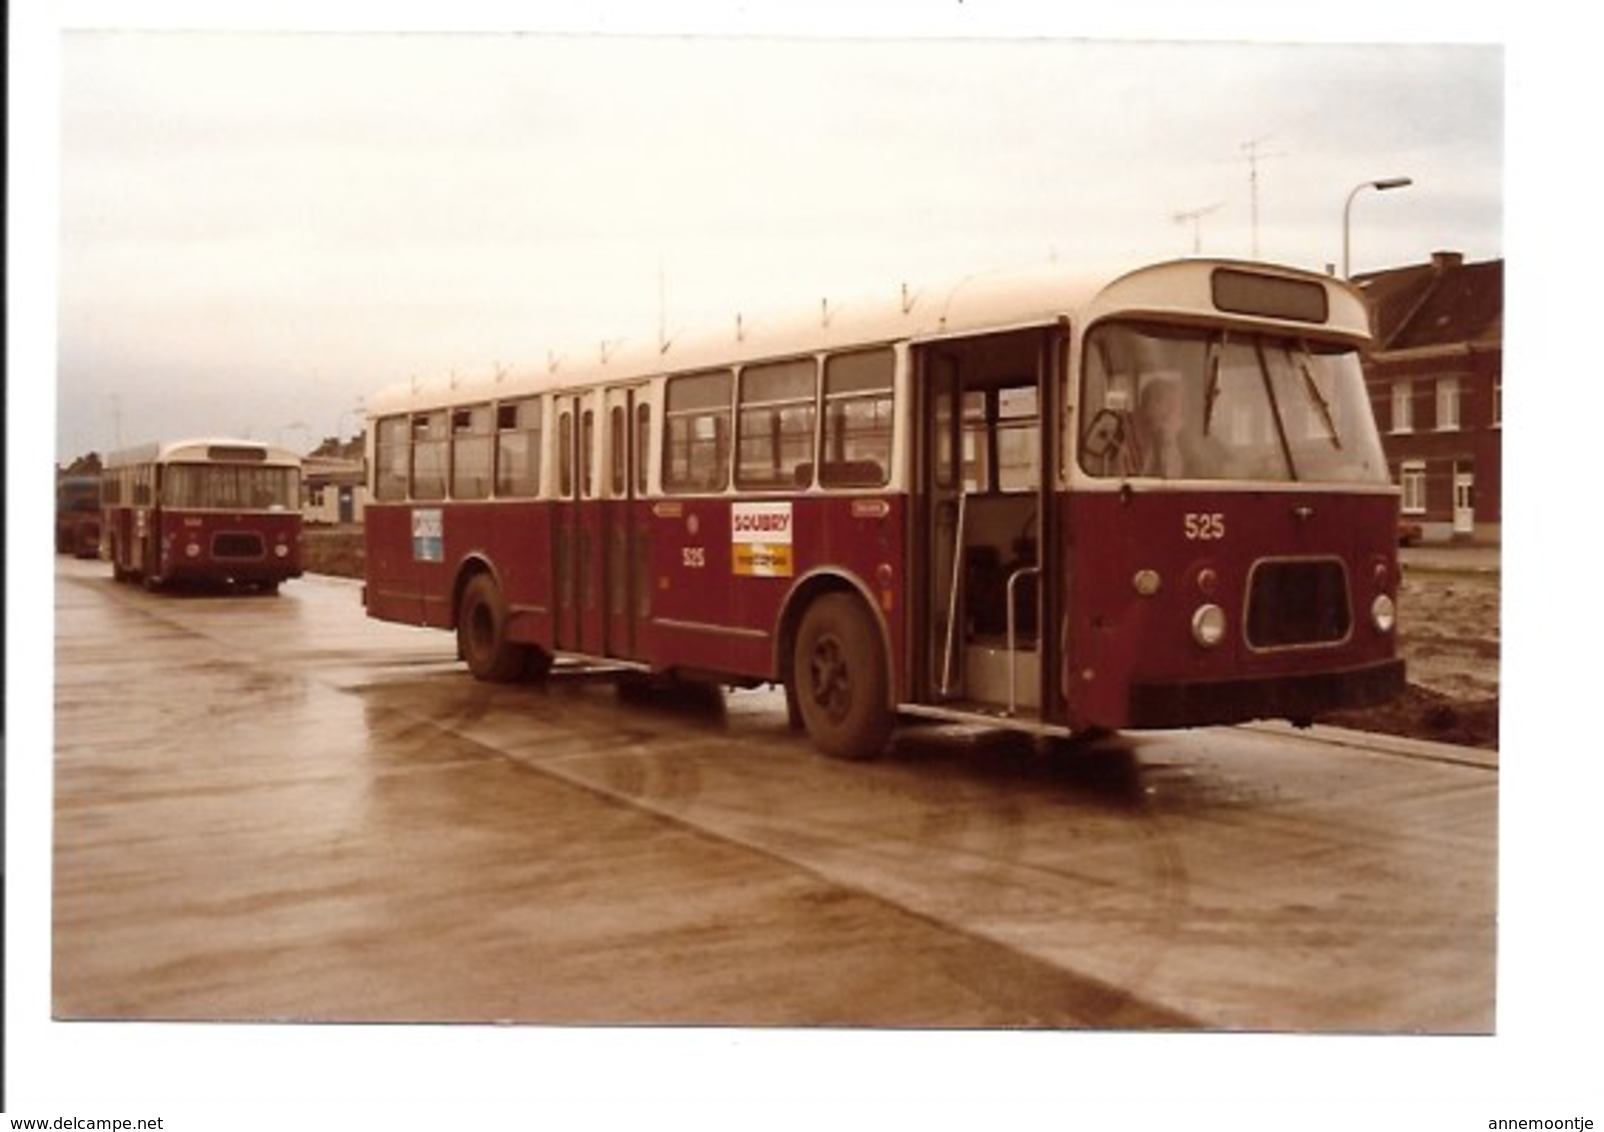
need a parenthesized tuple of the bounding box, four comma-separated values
(301, 454, 366, 525)
(1354, 251, 1502, 543)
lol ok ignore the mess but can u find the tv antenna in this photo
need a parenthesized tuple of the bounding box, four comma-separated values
(1172, 202, 1222, 254)
(1239, 136, 1286, 258)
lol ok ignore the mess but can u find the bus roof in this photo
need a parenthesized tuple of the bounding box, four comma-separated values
(103, 438, 304, 469)
(368, 257, 1372, 416)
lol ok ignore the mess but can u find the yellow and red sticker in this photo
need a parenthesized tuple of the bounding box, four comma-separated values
(731, 501, 794, 577)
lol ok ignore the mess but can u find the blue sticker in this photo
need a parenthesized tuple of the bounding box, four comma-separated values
(411, 508, 443, 563)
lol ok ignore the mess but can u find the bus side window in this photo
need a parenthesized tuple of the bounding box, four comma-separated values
(411, 411, 448, 500)
(961, 391, 989, 492)
(558, 410, 574, 498)
(374, 416, 410, 501)
(663, 370, 733, 494)
(494, 398, 541, 497)
(635, 401, 651, 496)
(450, 404, 493, 500)
(610, 404, 627, 497)
(821, 347, 894, 488)
(581, 409, 596, 498)
(737, 357, 816, 490)
(996, 384, 1039, 493)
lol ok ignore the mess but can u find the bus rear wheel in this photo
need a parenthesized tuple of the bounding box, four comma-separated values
(792, 593, 893, 760)
(457, 573, 529, 683)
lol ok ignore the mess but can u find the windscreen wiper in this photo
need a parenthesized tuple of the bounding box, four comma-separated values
(1203, 336, 1223, 437)
(1296, 343, 1342, 449)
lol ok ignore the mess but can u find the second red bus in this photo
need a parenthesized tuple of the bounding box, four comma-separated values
(102, 439, 305, 592)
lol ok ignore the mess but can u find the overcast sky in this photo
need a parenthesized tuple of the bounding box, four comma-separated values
(49, 31, 1501, 460)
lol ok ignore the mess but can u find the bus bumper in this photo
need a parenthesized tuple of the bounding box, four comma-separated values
(161, 562, 303, 586)
(1127, 658, 1407, 730)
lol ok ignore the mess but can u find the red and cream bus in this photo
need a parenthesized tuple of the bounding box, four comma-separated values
(363, 258, 1405, 758)
(102, 439, 305, 592)
(56, 474, 103, 559)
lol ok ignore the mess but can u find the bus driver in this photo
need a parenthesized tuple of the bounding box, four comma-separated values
(1132, 375, 1185, 478)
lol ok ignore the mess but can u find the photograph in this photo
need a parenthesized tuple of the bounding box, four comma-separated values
(10, 4, 1596, 1129)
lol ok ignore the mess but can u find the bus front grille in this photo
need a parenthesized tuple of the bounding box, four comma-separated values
(212, 532, 265, 560)
(1245, 559, 1351, 649)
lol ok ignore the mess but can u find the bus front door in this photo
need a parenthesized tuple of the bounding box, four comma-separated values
(912, 327, 1060, 722)
(918, 348, 965, 702)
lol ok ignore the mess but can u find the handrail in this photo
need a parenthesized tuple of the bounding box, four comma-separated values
(1005, 564, 1042, 715)
(939, 489, 967, 697)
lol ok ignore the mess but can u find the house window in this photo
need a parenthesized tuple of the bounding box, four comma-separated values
(1436, 376, 1461, 431)
(1390, 380, 1413, 434)
(1400, 460, 1426, 514)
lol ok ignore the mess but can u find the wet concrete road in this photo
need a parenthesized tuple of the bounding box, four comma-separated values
(53, 557, 1496, 1032)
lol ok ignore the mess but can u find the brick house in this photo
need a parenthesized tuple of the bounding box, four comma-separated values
(1354, 251, 1503, 543)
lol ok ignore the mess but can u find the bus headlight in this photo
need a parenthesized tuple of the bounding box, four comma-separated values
(1191, 603, 1227, 648)
(274, 543, 289, 558)
(1132, 569, 1161, 596)
(1371, 593, 1397, 633)
(185, 542, 201, 558)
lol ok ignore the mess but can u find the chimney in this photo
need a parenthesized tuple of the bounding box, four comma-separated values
(1431, 250, 1464, 272)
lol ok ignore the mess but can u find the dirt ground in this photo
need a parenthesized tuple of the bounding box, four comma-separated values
(301, 524, 365, 579)
(1319, 560, 1500, 749)
(301, 528, 1500, 750)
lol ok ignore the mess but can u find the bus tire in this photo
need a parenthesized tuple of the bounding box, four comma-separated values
(792, 592, 893, 760)
(457, 573, 528, 683)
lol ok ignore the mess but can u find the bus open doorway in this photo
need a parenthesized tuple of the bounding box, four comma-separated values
(910, 325, 1062, 729)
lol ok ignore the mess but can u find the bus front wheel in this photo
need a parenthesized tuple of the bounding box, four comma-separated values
(457, 574, 528, 683)
(792, 593, 893, 760)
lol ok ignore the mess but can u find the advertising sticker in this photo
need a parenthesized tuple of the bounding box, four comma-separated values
(731, 500, 793, 578)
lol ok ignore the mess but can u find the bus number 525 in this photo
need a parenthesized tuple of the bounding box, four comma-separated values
(1184, 512, 1226, 541)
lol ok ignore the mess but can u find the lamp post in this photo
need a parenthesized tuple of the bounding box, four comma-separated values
(1343, 177, 1413, 278)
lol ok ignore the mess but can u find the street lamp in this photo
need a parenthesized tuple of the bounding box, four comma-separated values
(1343, 177, 1413, 278)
